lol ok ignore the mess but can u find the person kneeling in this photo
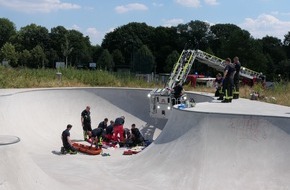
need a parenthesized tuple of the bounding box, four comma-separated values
(131, 124, 145, 147)
(61, 124, 77, 154)
(88, 128, 104, 149)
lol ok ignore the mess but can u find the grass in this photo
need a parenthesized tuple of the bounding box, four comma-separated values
(1, 66, 289, 107)
(0, 66, 158, 89)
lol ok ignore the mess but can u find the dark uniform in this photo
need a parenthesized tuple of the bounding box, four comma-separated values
(90, 128, 104, 148)
(172, 83, 183, 105)
(233, 61, 241, 99)
(114, 117, 125, 125)
(104, 123, 114, 142)
(214, 76, 223, 97)
(61, 128, 76, 153)
(131, 128, 144, 146)
(106, 124, 113, 135)
(98, 121, 107, 130)
(91, 128, 103, 138)
(81, 109, 92, 140)
(222, 64, 236, 102)
(123, 128, 133, 147)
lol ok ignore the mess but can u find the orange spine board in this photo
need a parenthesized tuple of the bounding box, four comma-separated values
(72, 143, 102, 155)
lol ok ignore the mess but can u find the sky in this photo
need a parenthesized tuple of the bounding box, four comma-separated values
(0, 0, 290, 45)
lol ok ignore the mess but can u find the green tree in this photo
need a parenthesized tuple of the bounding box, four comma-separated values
(61, 35, 73, 68)
(91, 45, 103, 63)
(261, 36, 287, 79)
(276, 59, 290, 79)
(0, 42, 18, 67)
(15, 24, 50, 51)
(46, 48, 59, 68)
(283, 31, 290, 58)
(210, 24, 242, 55)
(97, 49, 113, 71)
(134, 45, 155, 74)
(67, 29, 92, 67)
(0, 18, 16, 48)
(163, 50, 180, 73)
(102, 22, 155, 68)
(112, 49, 125, 71)
(49, 26, 68, 62)
(177, 20, 213, 50)
(151, 26, 178, 73)
(30, 45, 47, 68)
(18, 49, 31, 67)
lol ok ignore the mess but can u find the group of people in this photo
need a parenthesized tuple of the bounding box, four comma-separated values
(61, 106, 146, 154)
(214, 56, 241, 103)
(64, 106, 146, 153)
(90, 117, 145, 149)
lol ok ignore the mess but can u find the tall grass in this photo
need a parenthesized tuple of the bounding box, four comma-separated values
(0, 66, 157, 88)
(0, 66, 289, 106)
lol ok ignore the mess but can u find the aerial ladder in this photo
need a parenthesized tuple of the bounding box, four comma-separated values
(148, 49, 196, 119)
(148, 49, 265, 119)
(195, 50, 264, 80)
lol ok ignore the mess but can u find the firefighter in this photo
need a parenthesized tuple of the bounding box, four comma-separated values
(218, 58, 236, 103)
(233, 56, 241, 99)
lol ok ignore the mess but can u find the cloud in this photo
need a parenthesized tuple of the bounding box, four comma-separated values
(71, 24, 81, 31)
(115, 3, 148, 14)
(240, 14, 290, 40)
(86, 28, 103, 45)
(68, 25, 103, 45)
(152, 2, 164, 7)
(271, 11, 290, 16)
(162, 18, 184, 27)
(204, 0, 219, 6)
(176, 0, 219, 7)
(175, 0, 201, 8)
(0, 0, 80, 13)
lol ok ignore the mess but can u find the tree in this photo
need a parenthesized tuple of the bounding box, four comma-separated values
(30, 45, 47, 68)
(112, 49, 125, 71)
(151, 26, 177, 73)
(15, 24, 50, 51)
(67, 29, 92, 67)
(210, 24, 242, 55)
(19, 49, 31, 67)
(50, 26, 68, 62)
(261, 36, 287, 75)
(283, 31, 290, 58)
(134, 45, 155, 74)
(102, 22, 155, 68)
(163, 50, 180, 73)
(46, 48, 58, 68)
(177, 20, 213, 50)
(97, 49, 113, 71)
(0, 18, 16, 48)
(276, 59, 290, 79)
(0, 42, 18, 67)
(244, 39, 268, 73)
(91, 45, 103, 63)
(61, 35, 73, 68)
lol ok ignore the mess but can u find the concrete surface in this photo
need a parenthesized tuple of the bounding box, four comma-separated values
(0, 87, 290, 190)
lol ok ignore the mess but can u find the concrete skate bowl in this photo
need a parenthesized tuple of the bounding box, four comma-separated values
(1, 87, 290, 190)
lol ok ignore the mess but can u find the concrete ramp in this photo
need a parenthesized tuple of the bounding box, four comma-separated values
(0, 88, 290, 190)
(130, 109, 290, 190)
(0, 142, 80, 190)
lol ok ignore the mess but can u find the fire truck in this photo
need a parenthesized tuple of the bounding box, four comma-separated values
(148, 49, 265, 119)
